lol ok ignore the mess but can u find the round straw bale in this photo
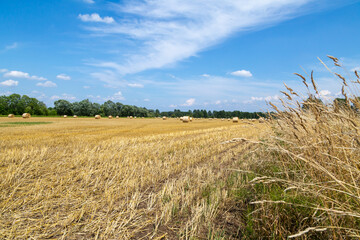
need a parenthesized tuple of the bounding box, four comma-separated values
(8, 114, 14, 118)
(116, 116, 119, 119)
(134, 116, 137, 119)
(258, 117, 265, 123)
(73, 115, 77, 118)
(163, 116, 167, 120)
(95, 115, 101, 119)
(189, 117, 193, 122)
(108, 115, 113, 119)
(22, 113, 31, 118)
(232, 117, 239, 123)
(182, 116, 190, 123)
(130, 116, 133, 119)
(64, 115, 67, 118)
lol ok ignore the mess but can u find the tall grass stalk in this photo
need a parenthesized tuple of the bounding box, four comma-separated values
(240, 56, 360, 238)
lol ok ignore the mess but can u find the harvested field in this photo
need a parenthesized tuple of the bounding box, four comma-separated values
(0, 117, 268, 239)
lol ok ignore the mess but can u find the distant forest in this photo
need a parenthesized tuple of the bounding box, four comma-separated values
(0, 93, 267, 118)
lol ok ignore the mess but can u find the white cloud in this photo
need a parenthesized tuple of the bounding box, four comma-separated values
(127, 83, 144, 88)
(319, 90, 331, 96)
(50, 95, 59, 100)
(83, 0, 95, 3)
(4, 70, 46, 81)
(264, 95, 280, 101)
(0, 91, 12, 96)
(31, 91, 47, 100)
(112, 91, 125, 100)
(202, 74, 210, 77)
(181, 98, 195, 106)
(251, 97, 263, 101)
(169, 104, 177, 108)
(215, 100, 221, 105)
(0, 79, 18, 87)
(83, 86, 90, 89)
(87, 95, 103, 100)
(56, 73, 71, 81)
(36, 81, 57, 88)
(91, 70, 125, 87)
(231, 70, 253, 77)
(248, 95, 280, 103)
(144, 98, 150, 102)
(318, 89, 333, 102)
(78, 13, 115, 24)
(102, 91, 125, 101)
(0, 69, 8, 73)
(4, 70, 29, 78)
(30, 76, 47, 81)
(50, 93, 76, 101)
(85, 0, 316, 75)
(5, 42, 18, 50)
(351, 66, 360, 72)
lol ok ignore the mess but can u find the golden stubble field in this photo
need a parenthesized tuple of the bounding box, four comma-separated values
(0, 117, 268, 239)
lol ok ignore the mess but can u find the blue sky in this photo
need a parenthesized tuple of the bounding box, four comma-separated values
(0, 0, 360, 111)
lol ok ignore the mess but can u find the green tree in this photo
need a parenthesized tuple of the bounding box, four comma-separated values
(73, 99, 95, 116)
(102, 100, 117, 116)
(8, 94, 22, 114)
(0, 96, 8, 114)
(54, 100, 73, 115)
(91, 102, 101, 116)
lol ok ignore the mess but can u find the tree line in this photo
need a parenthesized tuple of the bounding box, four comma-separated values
(0, 93, 269, 118)
(160, 109, 267, 119)
(0, 94, 50, 116)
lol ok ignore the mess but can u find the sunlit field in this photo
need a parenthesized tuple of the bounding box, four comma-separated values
(0, 117, 268, 239)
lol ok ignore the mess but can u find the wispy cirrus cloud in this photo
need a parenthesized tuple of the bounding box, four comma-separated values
(83, 0, 327, 77)
(83, 0, 95, 4)
(5, 42, 18, 51)
(127, 83, 144, 88)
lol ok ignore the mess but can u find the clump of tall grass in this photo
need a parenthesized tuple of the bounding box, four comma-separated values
(228, 56, 360, 238)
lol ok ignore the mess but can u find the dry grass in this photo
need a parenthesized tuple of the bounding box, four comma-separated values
(0, 117, 268, 239)
(220, 57, 360, 239)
